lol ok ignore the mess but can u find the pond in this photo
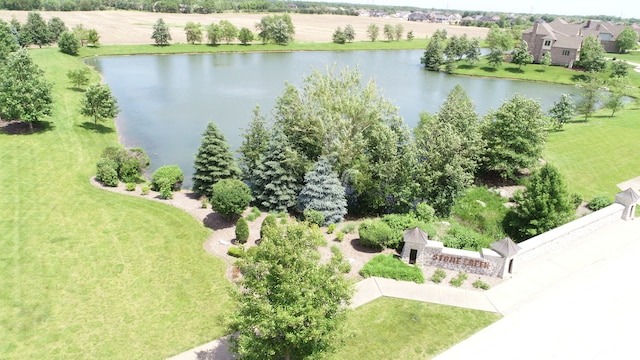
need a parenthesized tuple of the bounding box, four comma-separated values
(87, 50, 582, 188)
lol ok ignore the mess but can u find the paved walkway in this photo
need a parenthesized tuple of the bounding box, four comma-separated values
(169, 216, 640, 359)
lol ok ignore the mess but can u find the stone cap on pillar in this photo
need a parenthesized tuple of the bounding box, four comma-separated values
(615, 188, 640, 206)
(490, 237, 521, 258)
(403, 227, 429, 245)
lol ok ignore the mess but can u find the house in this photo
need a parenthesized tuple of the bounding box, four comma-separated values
(522, 19, 583, 67)
(394, 11, 411, 19)
(408, 12, 429, 22)
(581, 19, 628, 53)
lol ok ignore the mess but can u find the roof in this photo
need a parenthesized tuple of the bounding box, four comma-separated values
(491, 237, 521, 258)
(403, 227, 429, 245)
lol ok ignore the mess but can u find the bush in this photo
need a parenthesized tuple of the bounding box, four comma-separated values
(341, 223, 357, 234)
(381, 214, 436, 249)
(442, 225, 490, 251)
(58, 31, 80, 55)
(96, 158, 119, 187)
(235, 217, 249, 244)
(335, 231, 345, 242)
(151, 165, 183, 191)
(210, 179, 252, 218)
(570, 192, 583, 209)
(327, 223, 336, 234)
(200, 196, 209, 209)
(359, 254, 425, 283)
(330, 245, 351, 273)
(227, 246, 245, 258)
(125, 182, 136, 191)
(303, 209, 325, 227)
(141, 184, 150, 195)
(159, 180, 173, 199)
(430, 269, 446, 283)
(413, 202, 436, 223)
(260, 214, 277, 239)
(449, 271, 468, 287)
(358, 220, 394, 249)
(473, 279, 490, 290)
(246, 207, 261, 221)
(588, 195, 612, 211)
(100, 146, 150, 183)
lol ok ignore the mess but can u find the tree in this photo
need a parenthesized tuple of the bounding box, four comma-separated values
(610, 60, 628, 78)
(47, 16, 66, 42)
(255, 14, 294, 45)
(576, 74, 601, 121)
(406, 30, 414, 41)
(332, 26, 346, 44)
(151, 18, 171, 46)
(344, 24, 355, 42)
(504, 164, 574, 241)
(487, 48, 504, 68)
(72, 24, 88, 46)
(465, 38, 481, 65)
(0, 19, 19, 62)
(229, 223, 353, 360)
(80, 83, 119, 127)
(0, 49, 53, 132)
(210, 179, 252, 218)
(23, 12, 51, 48)
(578, 35, 606, 72)
(192, 122, 240, 199)
(481, 94, 547, 178)
(394, 23, 404, 41)
(237, 27, 254, 45)
(366, 23, 379, 42)
(511, 40, 533, 69)
(444, 35, 469, 61)
(615, 27, 639, 53)
(415, 85, 484, 216)
(486, 25, 512, 51)
(206, 22, 222, 45)
(57, 31, 80, 55)
(239, 106, 270, 182)
(87, 29, 100, 47)
(421, 35, 444, 71)
(252, 129, 301, 212)
(548, 94, 575, 129)
(383, 23, 394, 41)
(67, 67, 91, 89)
(604, 76, 627, 117)
(219, 20, 238, 44)
(541, 51, 552, 69)
(297, 157, 347, 225)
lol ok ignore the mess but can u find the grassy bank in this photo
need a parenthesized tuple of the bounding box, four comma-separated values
(0, 49, 232, 359)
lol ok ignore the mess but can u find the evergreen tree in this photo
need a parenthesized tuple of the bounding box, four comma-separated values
(57, 31, 80, 55)
(151, 18, 171, 46)
(298, 157, 347, 225)
(252, 129, 301, 212)
(505, 164, 574, 241)
(47, 17, 67, 43)
(239, 106, 270, 182)
(23, 12, 51, 48)
(465, 38, 481, 65)
(421, 35, 444, 71)
(192, 122, 240, 199)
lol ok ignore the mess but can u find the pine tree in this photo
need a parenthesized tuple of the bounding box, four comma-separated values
(421, 35, 444, 71)
(151, 18, 171, 46)
(252, 129, 301, 212)
(298, 157, 347, 225)
(192, 122, 240, 199)
(239, 106, 270, 182)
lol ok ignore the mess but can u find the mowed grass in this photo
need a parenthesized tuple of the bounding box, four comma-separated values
(544, 103, 640, 199)
(0, 49, 232, 359)
(327, 297, 500, 360)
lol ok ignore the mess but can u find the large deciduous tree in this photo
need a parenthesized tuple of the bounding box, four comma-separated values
(0, 49, 53, 131)
(504, 164, 574, 241)
(366, 23, 379, 42)
(47, 16, 66, 43)
(415, 85, 484, 217)
(23, 12, 51, 48)
(486, 25, 513, 51)
(80, 83, 119, 127)
(615, 27, 639, 53)
(255, 14, 294, 45)
(481, 94, 547, 179)
(344, 24, 355, 42)
(192, 122, 240, 199)
(578, 35, 606, 72)
(229, 223, 353, 360)
(297, 157, 347, 225)
(0, 19, 19, 62)
(219, 20, 238, 44)
(151, 18, 171, 46)
(237, 27, 254, 45)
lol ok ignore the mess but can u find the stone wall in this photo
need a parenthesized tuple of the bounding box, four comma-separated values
(418, 241, 507, 277)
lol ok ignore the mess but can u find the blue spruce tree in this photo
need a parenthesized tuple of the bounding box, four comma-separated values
(298, 157, 347, 225)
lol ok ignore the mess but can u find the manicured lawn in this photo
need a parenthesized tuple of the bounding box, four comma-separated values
(327, 297, 500, 359)
(0, 49, 232, 359)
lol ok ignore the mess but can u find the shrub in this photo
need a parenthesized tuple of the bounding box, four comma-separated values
(430, 269, 446, 284)
(327, 223, 336, 234)
(588, 195, 612, 211)
(570, 192, 583, 209)
(100, 146, 150, 183)
(141, 184, 150, 195)
(159, 180, 173, 200)
(235, 217, 249, 244)
(200, 196, 209, 209)
(125, 182, 136, 191)
(359, 254, 425, 283)
(330, 245, 351, 273)
(151, 165, 183, 191)
(341, 223, 357, 234)
(335, 231, 345, 242)
(246, 207, 261, 221)
(473, 279, 490, 290)
(260, 214, 277, 239)
(303, 209, 325, 227)
(413, 202, 436, 223)
(96, 158, 119, 187)
(449, 271, 468, 287)
(442, 225, 489, 251)
(227, 246, 245, 258)
(358, 220, 394, 249)
(210, 179, 252, 218)
(381, 214, 437, 249)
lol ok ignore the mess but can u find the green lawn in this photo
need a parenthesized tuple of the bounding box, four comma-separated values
(327, 297, 500, 359)
(0, 49, 232, 359)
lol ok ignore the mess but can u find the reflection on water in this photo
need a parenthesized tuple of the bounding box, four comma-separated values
(87, 50, 581, 188)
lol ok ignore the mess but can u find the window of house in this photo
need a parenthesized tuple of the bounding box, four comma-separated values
(562, 50, 570, 56)
(544, 40, 552, 46)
